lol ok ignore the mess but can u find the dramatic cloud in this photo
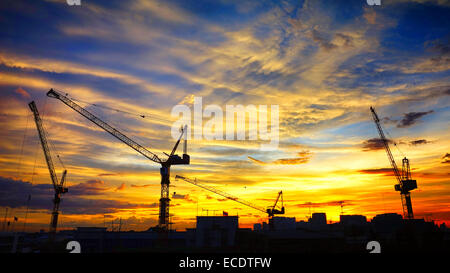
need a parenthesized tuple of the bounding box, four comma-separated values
(0, 176, 51, 208)
(397, 111, 434, 128)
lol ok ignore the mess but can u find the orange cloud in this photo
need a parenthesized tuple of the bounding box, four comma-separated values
(131, 184, 154, 188)
(14, 87, 31, 99)
(248, 150, 312, 165)
(116, 183, 126, 191)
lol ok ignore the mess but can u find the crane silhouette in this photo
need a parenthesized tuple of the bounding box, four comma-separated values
(47, 89, 189, 230)
(29, 101, 68, 240)
(370, 106, 417, 219)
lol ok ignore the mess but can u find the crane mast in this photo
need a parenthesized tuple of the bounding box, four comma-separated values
(47, 89, 189, 230)
(370, 107, 417, 219)
(29, 101, 68, 238)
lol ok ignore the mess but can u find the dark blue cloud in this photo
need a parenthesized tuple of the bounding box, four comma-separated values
(0, 176, 158, 215)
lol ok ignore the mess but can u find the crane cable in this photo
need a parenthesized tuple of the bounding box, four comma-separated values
(49, 90, 186, 161)
(40, 95, 67, 174)
(65, 93, 146, 119)
(61, 91, 173, 124)
(64, 94, 158, 148)
(17, 109, 32, 233)
(45, 125, 66, 170)
(41, 117, 66, 170)
(56, 91, 177, 154)
(30, 98, 48, 185)
(31, 96, 65, 182)
(383, 125, 406, 158)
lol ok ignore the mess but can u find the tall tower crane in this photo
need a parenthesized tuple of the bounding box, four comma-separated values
(175, 175, 284, 218)
(370, 107, 417, 219)
(29, 101, 68, 238)
(47, 89, 189, 230)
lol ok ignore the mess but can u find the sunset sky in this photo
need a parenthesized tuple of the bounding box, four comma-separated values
(0, 0, 449, 232)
